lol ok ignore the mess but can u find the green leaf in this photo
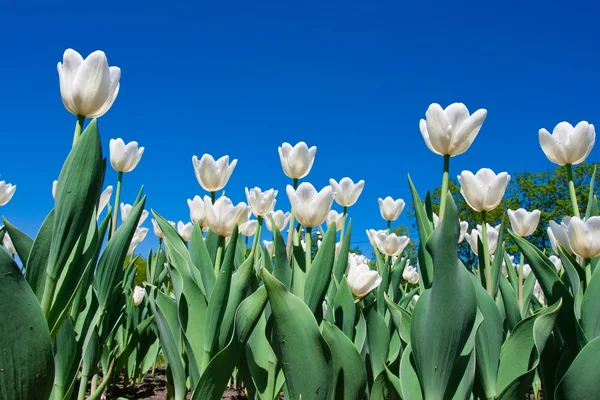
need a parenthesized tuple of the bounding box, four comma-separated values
(271, 215, 291, 288)
(366, 306, 390, 380)
(52, 315, 77, 400)
(581, 263, 600, 341)
(555, 335, 600, 399)
(384, 293, 411, 344)
(585, 166, 597, 218)
(24, 210, 54, 301)
(332, 219, 352, 283)
(498, 274, 521, 331)
(0, 249, 54, 400)
(263, 269, 333, 400)
(490, 216, 507, 297)
(399, 344, 423, 400)
(333, 277, 356, 340)
(2, 218, 33, 268)
(408, 175, 433, 288)
(304, 221, 336, 317)
(189, 222, 216, 299)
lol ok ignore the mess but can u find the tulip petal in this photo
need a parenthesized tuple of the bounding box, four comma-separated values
(71, 50, 111, 117)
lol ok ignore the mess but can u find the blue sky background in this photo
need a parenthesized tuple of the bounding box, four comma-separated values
(0, 0, 599, 256)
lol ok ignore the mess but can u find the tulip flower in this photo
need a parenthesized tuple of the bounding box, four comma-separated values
(278, 142, 317, 180)
(566, 217, 600, 260)
(192, 154, 237, 195)
(326, 210, 344, 232)
(539, 121, 595, 166)
(549, 255, 563, 273)
(133, 286, 145, 307)
(378, 197, 405, 223)
(177, 221, 194, 242)
(121, 203, 148, 227)
(367, 229, 410, 257)
(366, 229, 387, 248)
(128, 227, 148, 255)
(97, 186, 113, 219)
(245, 187, 278, 217)
(57, 48, 120, 118)
(458, 168, 510, 212)
(240, 219, 258, 237)
(263, 240, 274, 257)
(534, 281, 545, 306)
(187, 195, 207, 228)
(204, 195, 247, 237)
(548, 218, 573, 254)
(264, 210, 290, 232)
(110, 139, 145, 173)
(2, 232, 16, 255)
(432, 213, 468, 243)
(286, 183, 333, 229)
(152, 218, 175, 240)
(465, 224, 500, 256)
(329, 178, 365, 208)
(419, 103, 487, 157)
(508, 208, 541, 237)
(346, 256, 382, 298)
(0, 181, 16, 206)
(402, 264, 419, 285)
(522, 264, 532, 279)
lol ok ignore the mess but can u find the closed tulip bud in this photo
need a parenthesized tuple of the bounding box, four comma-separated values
(565, 216, 600, 259)
(192, 154, 237, 192)
(378, 197, 405, 222)
(329, 177, 365, 208)
(121, 203, 148, 227)
(402, 264, 419, 285)
(419, 103, 487, 157)
(57, 49, 120, 118)
(458, 168, 510, 212)
(539, 121, 595, 166)
(508, 208, 541, 237)
(204, 195, 247, 237)
(286, 183, 333, 228)
(132, 286, 145, 307)
(152, 218, 175, 239)
(97, 186, 113, 219)
(278, 142, 317, 179)
(549, 255, 563, 272)
(188, 196, 207, 227)
(0, 181, 16, 206)
(548, 218, 573, 254)
(326, 210, 344, 232)
(110, 139, 144, 173)
(2, 232, 16, 255)
(465, 224, 500, 256)
(127, 227, 148, 255)
(264, 210, 290, 232)
(177, 221, 194, 242)
(52, 180, 58, 199)
(240, 219, 258, 237)
(245, 187, 278, 217)
(346, 256, 382, 298)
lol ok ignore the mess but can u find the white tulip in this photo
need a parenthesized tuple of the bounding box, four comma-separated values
(402, 264, 419, 285)
(0, 181, 16, 206)
(2, 232, 16, 255)
(264, 210, 290, 232)
(367, 230, 410, 257)
(432, 212, 468, 243)
(419, 103, 487, 157)
(549, 255, 563, 273)
(378, 197, 405, 222)
(57, 49, 120, 118)
(133, 286, 145, 307)
(548, 218, 573, 254)
(534, 281, 545, 306)
(565, 217, 600, 259)
(346, 255, 382, 298)
(97, 186, 113, 219)
(177, 221, 194, 242)
(109, 139, 145, 173)
(522, 264, 532, 279)
(508, 208, 541, 237)
(278, 142, 317, 179)
(133, 227, 149, 244)
(286, 183, 333, 228)
(204, 195, 247, 237)
(366, 229, 387, 248)
(465, 224, 500, 256)
(349, 252, 370, 266)
(152, 219, 175, 239)
(120, 203, 148, 227)
(52, 180, 58, 199)
(326, 210, 344, 232)
(192, 154, 237, 192)
(240, 219, 258, 237)
(263, 240, 274, 257)
(186, 195, 206, 227)
(245, 187, 278, 217)
(458, 168, 510, 212)
(329, 178, 365, 208)
(539, 121, 595, 166)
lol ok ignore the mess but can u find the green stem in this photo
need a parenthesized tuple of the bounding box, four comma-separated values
(518, 252, 524, 310)
(286, 178, 299, 258)
(214, 236, 225, 274)
(340, 206, 347, 245)
(585, 258, 592, 287)
(566, 164, 581, 218)
(111, 172, 124, 235)
(77, 375, 89, 400)
(211, 191, 216, 204)
(439, 154, 450, 219)
(72, 115, 85, 147)
(250, 217, 263, 255)
(87, 361, 115, 400)
(40, 274, 57, 319)
(305, 227, 312, 273)
(387, 220, 391, 233)
(481, 211, 492, 295)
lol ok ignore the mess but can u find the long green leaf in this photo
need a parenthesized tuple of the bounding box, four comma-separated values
(2, 218, 33, 268)
(555, 335, 600, 399)
(24, 210, 55, 301)
(304, 221, 336, 317)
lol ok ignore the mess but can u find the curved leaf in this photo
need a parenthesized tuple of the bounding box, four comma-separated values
(2, 218, 33, 268)
(304, 222, 336, 317)
(555, 335, 600, 399)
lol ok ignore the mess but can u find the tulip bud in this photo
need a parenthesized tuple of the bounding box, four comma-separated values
(0, 181, 16, 206)
(2, 232, 16, 255)
(346, 255, 382, 298)
(419, 103, 487, 157)
(402, 264, 419, 284)
(97, 186, 113, 219)
(188, 196, 207, 227)
(285, 183, 333, 228)
(508, 208, 541, 237)
(204, 195, 247, 237)
(278, 142, 317, 179)
(52, 180, 58, 199)
(110, 139, 145, 173)
(329, 177, 365, 208)
(152, 218, 175, 239)
(245, 187, 278, 217)
(378, 197, 405, 222)
(465, 224, 500, 256)
(565, 216, 600, 259)
(326, 210, 344, 232)
(133, 286, 145, 307)
(192, 154, 237, 192)
(264, 210, 290, 232)
(458, 168, 510, 212)
(177, 221, 194, 242)
(121, 203, 148, 227)
(548, 218, 573, 254)
(549, 255, 563, 273)
(539, 121, 595, 166)
(57, 49, 120, 118)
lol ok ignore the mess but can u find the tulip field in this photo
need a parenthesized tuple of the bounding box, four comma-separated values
(2, 49, 600, 400)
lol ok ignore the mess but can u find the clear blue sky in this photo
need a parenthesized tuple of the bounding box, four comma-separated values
(1, 0, 599, 256)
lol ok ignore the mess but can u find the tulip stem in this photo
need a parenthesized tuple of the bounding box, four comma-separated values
(518, 252, 524, 310)
(214, 236, 225, 274)
(584, 258, 592, 288)
(340, 206, 347, 244)
(72, 115, 85, 147)
(305, 227, 312, 273)
(40, 274, 57, 319)
(439, 154, 450, 219)
(250, 217, 263, 255)
(387, 220, 391, 233)
(565, 164, 580, 218)
(111, 172, 123, 235)
(481, 211, 492, 295)
(286, 179, 299, 258)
